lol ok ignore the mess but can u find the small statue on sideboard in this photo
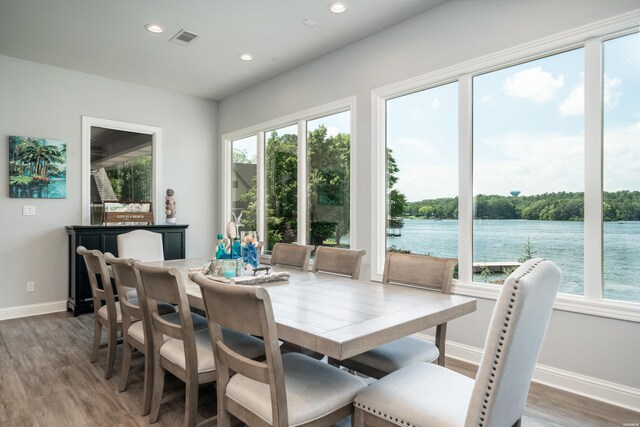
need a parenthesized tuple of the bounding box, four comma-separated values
(165, 188, 176, 224)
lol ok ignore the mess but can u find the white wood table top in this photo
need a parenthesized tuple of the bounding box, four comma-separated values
(149, 258, 477, 360)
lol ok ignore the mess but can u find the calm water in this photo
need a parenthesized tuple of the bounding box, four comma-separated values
(387, 219, 640, 302)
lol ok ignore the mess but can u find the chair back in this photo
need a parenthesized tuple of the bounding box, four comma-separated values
(383, 252, 457, 294)
(465, 258, 561, 427)
(191, 273, 288, 425)
(312, 246, 366, 279)
(118, 230, 164, 262)
(105, 253, 140, 318)
(270, 243, 313, 271)
(77, 246, 116, 319)
(134, 262, 197, 366)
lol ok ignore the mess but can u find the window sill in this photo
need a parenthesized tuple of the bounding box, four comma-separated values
(452, 280, 640, 323)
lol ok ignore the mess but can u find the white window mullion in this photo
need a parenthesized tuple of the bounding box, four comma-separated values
(297, 120, 308, 245)
(583, 39, 604, 300)
(458, 75, 473, 283)
(221, 137, 232, 232)
(257, 131, 266, 250)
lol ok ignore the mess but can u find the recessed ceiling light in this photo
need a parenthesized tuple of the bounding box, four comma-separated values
(145, 24, 165, 34)
(328, 2, 347, 14)
(239, 54, 253, 61)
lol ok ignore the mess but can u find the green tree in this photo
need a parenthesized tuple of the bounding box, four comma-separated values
(387, 148, 407, 219)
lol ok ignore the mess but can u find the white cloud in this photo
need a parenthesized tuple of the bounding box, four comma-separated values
(559, 74, 623, 116)
(504, 66, 564, 103)
(481, 93, 496, 104)
(325, 126, 340, 137)
(559, 83, 583, 116)
(604, 74, 622, 109)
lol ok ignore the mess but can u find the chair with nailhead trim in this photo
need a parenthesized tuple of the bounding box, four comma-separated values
(353, 258, 561, 427)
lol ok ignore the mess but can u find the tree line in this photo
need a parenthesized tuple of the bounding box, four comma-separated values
(405, 191, 640, 221)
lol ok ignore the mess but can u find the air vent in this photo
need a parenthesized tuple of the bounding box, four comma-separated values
(170, 29, 200, 46)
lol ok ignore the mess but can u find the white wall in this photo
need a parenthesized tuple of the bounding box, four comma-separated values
(0, 55, 217, 313)
(217, 0, 640, 406)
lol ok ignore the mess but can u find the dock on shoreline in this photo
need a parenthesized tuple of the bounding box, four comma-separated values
(473, 261, 522, 273)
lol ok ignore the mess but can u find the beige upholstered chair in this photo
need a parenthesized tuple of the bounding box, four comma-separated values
(338, 252, 457, 378)
(191, 272, 367, 427)
(104, 253, 180, 416)
(353, 258, 562, 427)
(269, 243, 314, 271)
(134, 261, 264, 426)
(77, 246, 122, 379)
(118, 230, 164, 262)
(311, 246, 366, 279)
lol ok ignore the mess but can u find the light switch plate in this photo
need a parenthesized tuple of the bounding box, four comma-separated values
(23, 205, 36, 216)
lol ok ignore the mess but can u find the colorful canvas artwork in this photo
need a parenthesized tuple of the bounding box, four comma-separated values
(9, 136, 67, 198)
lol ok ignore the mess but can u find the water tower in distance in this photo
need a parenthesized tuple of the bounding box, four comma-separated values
(510, 190, 521, 197)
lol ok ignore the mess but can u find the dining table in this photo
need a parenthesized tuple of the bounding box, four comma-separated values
(148, 258, 477, 361)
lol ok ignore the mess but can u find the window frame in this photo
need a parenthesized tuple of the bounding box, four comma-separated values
(371, 11, 640, 322)
(222, 97, 357, 253)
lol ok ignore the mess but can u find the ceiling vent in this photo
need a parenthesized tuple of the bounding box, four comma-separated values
(170, 29, 200, 46)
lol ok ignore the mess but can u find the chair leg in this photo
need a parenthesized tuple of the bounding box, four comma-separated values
(141, 352, 153, 416)
(435, 323, 447, 367)
(105, 326, 117, 379)
(184, 377, 199, 427)
(149, 358, 165, 424)
(91, 319, 102, 363)
(119, 341, 132, 392)
(352, 406, 365, 427)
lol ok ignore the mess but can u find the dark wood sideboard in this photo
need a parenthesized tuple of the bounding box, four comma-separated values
(66, 224, 188, 316)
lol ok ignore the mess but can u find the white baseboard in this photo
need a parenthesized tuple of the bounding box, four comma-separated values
(0, 300, 67, 321)
(417, 333, 640, 413)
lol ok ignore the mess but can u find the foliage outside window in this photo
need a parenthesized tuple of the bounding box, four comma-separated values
(232, 135, 258, 231)
(307, 111, 351, 249)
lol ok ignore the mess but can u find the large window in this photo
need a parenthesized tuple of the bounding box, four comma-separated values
(307, 111, 351, 249)
(603, 32, 640, 303)
(473, 49, 585, 294)
(265, 125, 298, 252)
(225, 100, 353, 258)
(386, 83, 458, 259)
(373, 18, 639, 317)
(231, 135, 257, 230)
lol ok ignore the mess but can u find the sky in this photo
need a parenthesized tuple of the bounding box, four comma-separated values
(388, 32, 640, 202)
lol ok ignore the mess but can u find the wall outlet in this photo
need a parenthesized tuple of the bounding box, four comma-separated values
(26, 281, 35, 292)
(23, 205, 36, 216)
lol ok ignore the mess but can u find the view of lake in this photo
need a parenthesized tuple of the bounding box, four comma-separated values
(387, 219, 639, 302)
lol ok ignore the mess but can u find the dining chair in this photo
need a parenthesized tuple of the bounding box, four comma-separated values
(76, 246, 121, 379)
(134, 261, 265, 427)
(118, 229, 165, 262)
(338, 252, 457, 378)
(269, 242, 314, 271)
(190, 272, 368, 427)
(104, 253, 180, 416)
(311, 246, 366, 279)
(353, 258, 562, 427)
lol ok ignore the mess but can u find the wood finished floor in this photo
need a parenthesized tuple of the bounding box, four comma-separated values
(0, 311, 638, 427)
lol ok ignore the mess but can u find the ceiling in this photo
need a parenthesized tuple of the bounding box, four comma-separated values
(0, 0, 446, 101)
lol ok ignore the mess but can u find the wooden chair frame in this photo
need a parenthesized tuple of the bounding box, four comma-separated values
(134, 261, 214, 427)
(77, 246, 121, 379)
(270, 243, 314, 271)
(311, 246, 366, 279)
(192, 273, 354, 427)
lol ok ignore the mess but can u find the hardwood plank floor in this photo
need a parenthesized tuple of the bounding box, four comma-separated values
(0, 312, 637, 426)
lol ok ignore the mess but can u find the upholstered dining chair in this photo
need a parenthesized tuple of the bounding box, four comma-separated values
(269, 243, 314, 271)
(311, 246, 366, 279)
(190, 272, 368, 427)
(353, 258, 562, 427)
(118, 229, 165, 262)
(77, 246, 121, 379)
(104, 253, 180, 416)
(338, 252, 457, 378)
(134, 261, 265, 427)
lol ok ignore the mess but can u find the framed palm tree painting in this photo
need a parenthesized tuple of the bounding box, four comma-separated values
(9, 136, 67, 198)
